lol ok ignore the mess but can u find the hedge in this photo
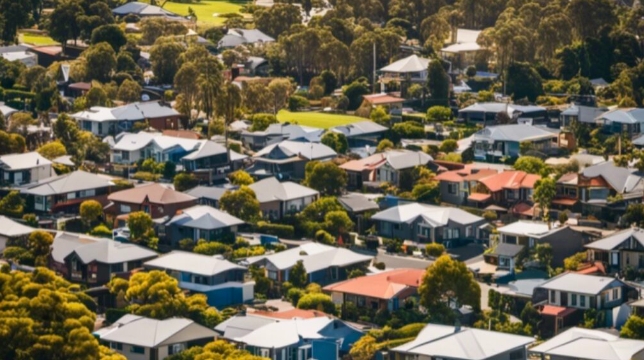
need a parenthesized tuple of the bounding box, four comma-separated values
(4, 89, 35, 100)
(256, 221, 294, 238)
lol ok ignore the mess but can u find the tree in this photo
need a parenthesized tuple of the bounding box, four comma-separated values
(564, 252, 587, 271)
(9, 113, 35, 135)
(370, 106, 391, 125)
(426, 106, 452, 122)
(127, 211, 157, 248)
(289, 260, 308, 288)
(193, 241, 232, 256)
(80, 200, 102, 227)
(268, 78, 293, 114)
(427, 60, 450, 106)
(229, 170, 254, 186)
(117, 79, 142, 103)
(165, 340, 267, 360)
(197, 56, 224, 119)
(419, 255, 481, 321)
(27, 230, 54, 266)
(37, 141, 66, 160)
(0, 191, 24, 217)
(255, 4, 303, 38)
(513, 156, 547, 174)
(288, 95, 309, 111)
(349, 335, 378, 360)
(91, 24, 126, 52)
(297, 293, 336, 314)
(248, 113, 277, 132)
(625, 203, 644, 227)
(150, 37, 186, 85)
(304, 162, 347, 196)
(324, 210, 354, 235)
(506, 62, 544, 102)
(0, 0, 33, 44)
(377, 139, 394, 152)
(321, 132, 349, 154)
(343, 79, 370, 110)
(621, 315, 644, 340)
(534, 243, 553, 269)
(83, 42, 117, 83)
(219, 186, 261, 223)
(425, 243, 446, 257)
(218, 81, 242, 159)
(533, 178, 556, 221)
(173, 173, 198, 192)
(440, 139, 458, 153)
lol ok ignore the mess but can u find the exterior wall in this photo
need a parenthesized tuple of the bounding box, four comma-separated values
(283, 195, 317, 216)
(148, 115, 181, 132)
(439, 181, 467, 205)
(30, 164, 54, 183)
(111, 344, 149, 360)
(112, 199, 198, 219)
(377, 163, 399, 185)
(259, 200, 281, 220)
(538, 227, 587, 268)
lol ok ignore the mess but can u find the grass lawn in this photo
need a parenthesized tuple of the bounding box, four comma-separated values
(144, 0, 250, 27)
(19, 33, 59, 45)
(277, 110, 365, 129)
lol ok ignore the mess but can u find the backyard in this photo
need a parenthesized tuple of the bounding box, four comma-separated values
(147, 0, 250, 26)
(277, 110, 365, 129)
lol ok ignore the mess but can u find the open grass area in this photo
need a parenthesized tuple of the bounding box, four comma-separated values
(145, 0, 249, 27)
(19, 33, 59, 46)
(277, 110, 365, 129)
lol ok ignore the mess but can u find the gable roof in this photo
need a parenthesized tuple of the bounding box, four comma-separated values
(248, 177, 318, 203)
(109, 183, 196, 205)
(331, 120, 388, 138)
(491, 243, 525, 258)
(245, 242, 373, 272)
(496, 221, 551, 237)
(338, 193, 380, 213)
(380, 55, 431, 73)
(585, 228, 644, 251)
(68, 238, 157, 264)
(393, 323, 534, 359)
(144, 251, 245, 277)
(71, 101, 179, 123)
(0, 151, 51, 171)
(112, 1, 184, 19)
(21, 171, 114, 196)
(254, 140, 337, 161)
(166, 205, 244, 229)
(597, 108, 644, 125)
(0, 102, 18, 117)
(472, 124, 559, 143)
(434, 167, 498, 183)
(96, 315, 217, 348)
(581, 161, 644, 194)
(51, 232, 102, 263)
(371, 203, 484, 227)
(218, 28, 275, 48)
(0, 216, 34, 238)
(323, 268, 424, 300)
(184, 185, 229, 202)
(363, 93, 405, 105)
(340, 152, 388, 172)
(385, 150, 434, 170)
(530, 327, 644, 360)
(538, 273, 626, 295)
(478, 171, 540, 192)
(181, 140, 236, 161)
(236, 316, 337, 349)
(243, 123, 324, 142)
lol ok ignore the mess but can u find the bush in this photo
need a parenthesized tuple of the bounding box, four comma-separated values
(288, 95, 309, 111)
(425, 243, 445, 257)
(426, 106, 452, 122)
(256, 221, 294, 238)
(297, 293, 336, 314)
(193, 241, 232, 256)
(132, 171, 160, 181)
(286, 287, 305, 306)
(90, 224, 112, 238)
(483, 210, 497, 221)
(374, 262, 386, 270)
(314, 230, 335, 245)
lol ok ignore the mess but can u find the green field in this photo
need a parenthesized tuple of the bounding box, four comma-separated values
(19, 33, 59, 45)
(277, 110, 365, 129)
(147, 0, 249, 26)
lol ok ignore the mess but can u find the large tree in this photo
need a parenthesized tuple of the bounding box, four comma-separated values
(427, 60, 450, 106)
(149, 37, 186, 85)
(48, 0, 84, 53)
(533, 178, 556, 221)
(219, 186, 261, 223)
(84, 42, 117, 83)
(303, 162, 347, 196)
(0, 0, 34, 44)
(91, 24, 127, 52)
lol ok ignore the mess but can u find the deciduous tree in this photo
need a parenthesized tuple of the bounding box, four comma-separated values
(219, 186, 261, 223)
(303, 162, 347, 196)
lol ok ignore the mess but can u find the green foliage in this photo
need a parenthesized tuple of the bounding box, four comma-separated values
(370, 106, 391, 126)
(173, 172, 198, 192)
(249, 113, 278, 132)
(90, 224, 112, 238)
(427, 60, 450, 106)
(220, 186, 261, 223)
(425, 243, 446, 257)
(321, 132, 349, 154)
(286, 287, 306, 306)
(426, 106, 452, 122)
(297, 293, 336, 314)
(22, 213, 38, 227)
(0, 191, 24, 218)
(533, 177, 557, 219)
(289, 260, 308, 288)
(324, 210, 354, 235)
(193, 240, 232, 256)
(391, 121, 425, 140)
(349, 335, 377, 360)
(376, 139, 394, 152)
(303, 161, 347, 196)
(256, 221, 294, 238)
(288, 95, 309, 111)
(343, 78, 370, 110)
(165, 339, 267, 360)
(506, 62, 544, 102)
(564, 252, 587, 271)
(37, 141, 67, 160)
(229, 170, 254, 186)
(482, 210, 498, 221)
(315, 229, 336, 245)
(621, 315, 644, 339)
(513, 156, 547, 174)
(127, 211, 157, 249)
(80, 200, 103, 226)
(439, 139, 458, 153)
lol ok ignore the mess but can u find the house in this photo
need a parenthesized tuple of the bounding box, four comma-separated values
(0, 45, 37, 67)
(218, 28, 275, 48)
(434, 166, 498, 205)
(246, 140, 337, 180)
(458, 103, 549, 126)
(164, 205, 244, 247)
(529, 327, 644, 360)
(338, 193, 380, 233)
(248, 177, 319, 220)
(371, 203, 487, 245)
(578, 161, 644, 219)
(485, 243, 525, 270)
(560, 104, 609, 128)
(324, 268, 424, 311)
(106, 183, 198, 220)
(469, 124, 560, 161)
(143, 251, 253, 308)
(596, 108, 644, 136)
(244, 242, 373, 287)
(240, 123, 324, 151)
(440, 29, 485, 71)
(71, 101, 181, 137)
(95, 315, 217, 360)
(183, 185, 230, 208)
(339, 150, 433, 188)
(585, 228, 644, 274)
(362, 93, 405, 113)
(466, 170, 540, 209)
(390, 323, 535, 360)
(330, 121, 388, 148)
(0, 216, 34, 253)
(112, 1, 187, 21)
(0, 101, 18, 118)
(379, 54, 432, 84)
(180, 140, 248, 180)
(66, 82, 91, 98)
(21, 170, 115, 214)
(215, 314, 363, 360)
(63, 236, 158, 286)
(533, 273, 635, 333)
(552, 172, 581, 212)
(0, 152, 54, 186)
(497, 222, 587, 267)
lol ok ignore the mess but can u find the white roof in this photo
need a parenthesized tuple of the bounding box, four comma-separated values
(0, 102, 18, 117)
(144, 251, 245, 277)
(254, 140, 337, 161)
(0, 151, 51, 171)
(166, 205, 244, 230)
(248, 177, 318, 203)
(21, 171, 114, 196)
(371, 203, 484, 227)
(472, 124, 558, 143)
(441, 29, 482, 53)
(97, 315, 217, 348)
(236, 316, 332, 348)
(384, 150, 433, 170)
(245, 242, 373, 272)
(71, 101, 179, 123)
(1, 51, 36, 62)
(72, 106, 116, 122)
(585, 228, 644, 251)
(112, 132, 162, 151)
(0, 216, 34, 237)
(51, 232, 102, 263)
(538, 273, 625, 295)
(71, 238, 157, 264)
(394, 324, 534, 359)
(496, 220, 551, 237)
(530, 327, 644, 360)
(380, 55, 431, 73)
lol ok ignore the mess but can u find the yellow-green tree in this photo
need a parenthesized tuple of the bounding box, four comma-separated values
(37, 141, 67, 160)
(229, 170, 254, 186)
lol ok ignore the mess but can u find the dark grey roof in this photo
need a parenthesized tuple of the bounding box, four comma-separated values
(338, 193, 380, 213)
(582, 162, 644, 194)
(492, 243, 524, 257)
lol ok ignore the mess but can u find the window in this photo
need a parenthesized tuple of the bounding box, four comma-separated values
(550, 290, 556, 303)
(110, 263, 124, 273)
(448, 183, 458, 195)
(267, 270, 278, 280)
(510, 349, 524, 360)
(168, 344, 184, 355)
(67, 192, 76, 200)
(121, 151, 130, 161)
(110, 342, 122, 350)
(130, 346, 144, 354)
(613, 288, 619, 301)
(580, 295, 586, 307)
(571, 294, 577, 306)
(120, 204, 131, 213)
(605, 291, 610, 303)
(80, 189, 95, 197)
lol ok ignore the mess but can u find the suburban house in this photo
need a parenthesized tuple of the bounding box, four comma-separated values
(144, 251, 254, 308)
(533, 273, 635, 334)
(218, 28, 275, 48)
(458, 103, 548, 126)
(105, 183, 198, 220)
(362, 93, 405, 114)
(0, 101, 18, 118)
(95, 315, 217, 360)
(183, 185, 229, 208)
(63, 236, 158, 286)
(552, 172, 581, 212)
(0, 152, 54, 186)
(371, 203, 487, 245)
(469, 124, 560, 161)
(596, 108, 644, 136)
(530, 327, 644, 360)
(164, 205, 244, 247)
(240, 124, 324, 151)
(244, 242, 373, 287)
(338, 193, 380, 233)
(440, 28, 484, 71)
(0, 45, 38, 67)
(0, 216, 34, 253)
(390, 323, 535, 360)
(246, 140, 337, 180)
(434, 166, 498, 205)
(485, 243, 526, 270)
(466, 170, 540, 209)
(323, 268, 424, 311)
(339, 150, 433, 189)
(215, 314, 363, 360)
(180, 140, 248, 179)
(330, 121, 388, 148)
(248, 177, 319, 220)
(496, 221, 587, 267)
(379, 54, 432, 84)
(577, 161, 644, 219)
(71, 101, 181, 137)
(21, 170, 115, 214)
(585, 228, 644, 274)
(560, 104, 609, 129)
(111, 1, 186, 20)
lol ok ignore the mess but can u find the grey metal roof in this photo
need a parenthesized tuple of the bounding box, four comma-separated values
(380, 55, 431, 73)
(582, 161, 644, 194)
(634, 134, 644, 146)
(254, 140, 337, 161)
(70, 238, 157, 264)
(0, 45, 30, 54)
(598, 108, 644, 125)
(218, 29, 275, 48)
(530, 327, 644, 360)
(538, 273, 625, 295)
(492, 243, 524, 257)
(51, 232, 102, 263)
(384, 150, 433, 170)
(112, 1, 183, 18)
(338, 193, 380, 213)
(585, 228, 644, 251)
(372, 203, 484, 227)
(166, 205, 244, 229)
(181, 140, 227, 160)
(0, 151, 51, 171)
(331, 120, 388, 138)
(472, 124, 559, 143)
(144, 251, 245, 277)
(184, 185, 229, 202)
(214, 315, 277, 339)
(21, 171, 114, 196)
(248, 177, 318, 203)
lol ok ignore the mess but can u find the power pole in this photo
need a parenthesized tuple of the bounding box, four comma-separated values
(373, 41, 377, 94)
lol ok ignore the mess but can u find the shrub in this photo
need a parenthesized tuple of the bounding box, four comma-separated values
(314, 230, 335, 245)
(106, 308, 130, 324)
(483, 210, 497, 221)
(286, 287, 305, 306)
(256, 221, 295, 238)
(90, 224, 112, 238)
(297, 293, 336, 314)
(132, 171, 160, 181)
(193, 241, 232, 256)
(288, 95, 309, 111)
(426, 106, 452, 122)
(374, 262, 386, 270)
(425, 243, 445, 257)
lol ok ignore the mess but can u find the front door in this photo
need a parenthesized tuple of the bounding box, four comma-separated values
(560, 292, 568, 307)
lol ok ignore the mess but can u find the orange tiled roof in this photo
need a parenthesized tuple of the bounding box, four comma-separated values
(541, 305, 576, 317)
(435, 168, 498, 183)
(323, 268, 424, 300)
(511, 202, 536, 217)
(339, 153, 387, 172)
(363, 93, 405, 105)
(252, 308, 328, 320)
(469, 193, 491, 202)
(479, 171, 541, 192)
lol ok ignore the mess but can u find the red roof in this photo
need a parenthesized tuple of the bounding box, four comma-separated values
(435, 171, 465, 182)
(252, 308, 328, 319)
(468, 193, 491, 202)
(363, 93, 405, 105)
(511, 202, 536, 217)
(552, 198, 578, 206)
(340, 153, 386, 172)
(541, 305, 577, 317)
(434, 167, 498, 183)
(479, 171, 541, 192)
(323, 268, 425, 300)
